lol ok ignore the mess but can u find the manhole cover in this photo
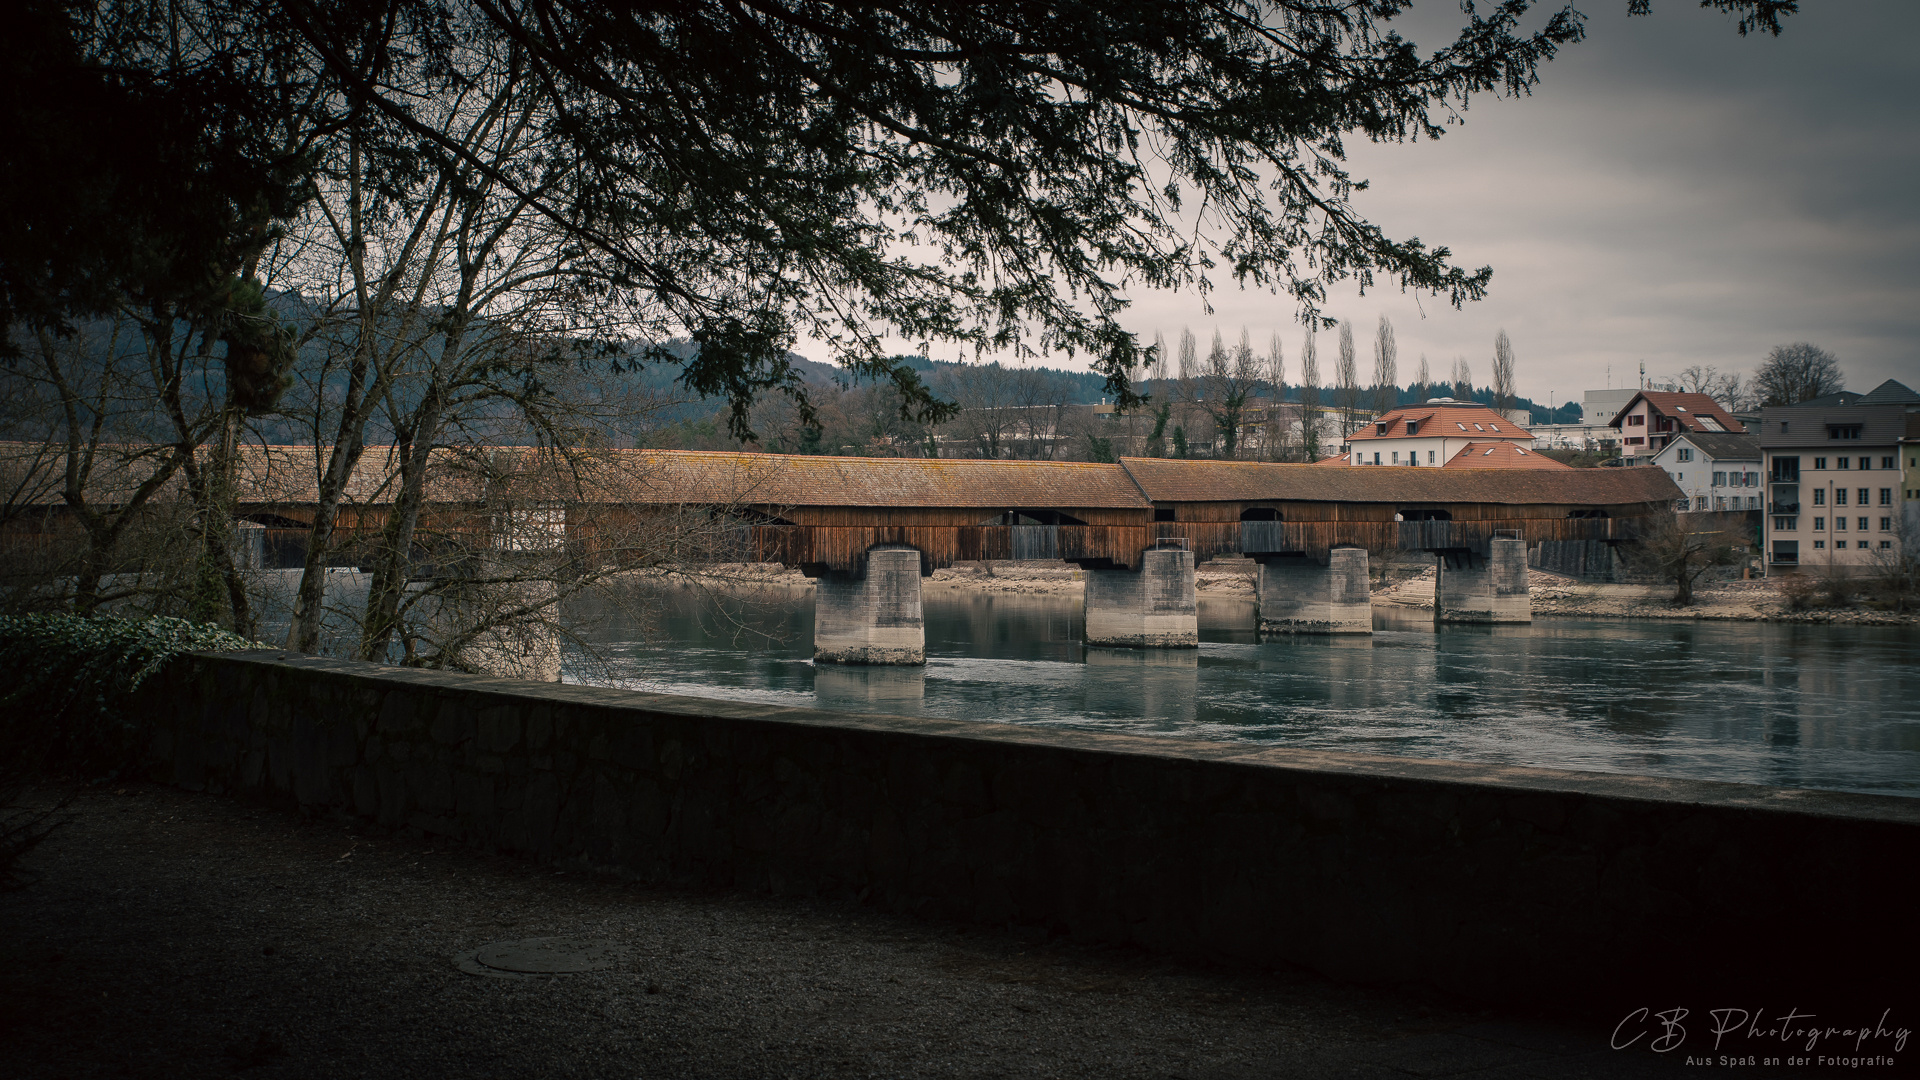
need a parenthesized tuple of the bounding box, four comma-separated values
(456, 937, 620, 978)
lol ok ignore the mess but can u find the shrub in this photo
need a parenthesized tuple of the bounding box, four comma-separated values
(1779, 575, 1816, 612)
(0, 614, 259, 776)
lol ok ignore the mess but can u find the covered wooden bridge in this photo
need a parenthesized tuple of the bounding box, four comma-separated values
(4, 443, 1682, 660)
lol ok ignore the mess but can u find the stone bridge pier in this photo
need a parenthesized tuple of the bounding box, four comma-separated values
(1254, 547, 1372, 635)
(1080, 546, 1198, 648)
(811, 545, 926, 664)
(1434, 537, 1532, 624)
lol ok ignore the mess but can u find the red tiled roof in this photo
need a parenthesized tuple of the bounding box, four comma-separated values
(1119, 457, 1677, 505)
(582, 450, 1153, 509)
(1607, 392, 1745, 434)
(1441, 442, 1570, 469)
(1349, 404, 1532, 441)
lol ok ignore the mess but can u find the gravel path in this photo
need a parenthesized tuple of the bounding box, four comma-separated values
(3, 783, 1720, 1078)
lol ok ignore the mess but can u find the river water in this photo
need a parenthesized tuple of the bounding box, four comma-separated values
(563, 583, 1920, 799)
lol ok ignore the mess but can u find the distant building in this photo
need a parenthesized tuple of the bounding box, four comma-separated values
(1757, 379, 1920, 574)
(1650, 432, 1763, 512)
(1607, 391, 1746, 465)
(1342, 399, 1534, 466)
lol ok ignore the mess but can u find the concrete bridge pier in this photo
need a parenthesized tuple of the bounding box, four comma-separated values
(1082, 546, 1198, 648)
(812, 545, 926, 664)
(1435, 538, 1532, 624)
(1255, 547, 1372, 635)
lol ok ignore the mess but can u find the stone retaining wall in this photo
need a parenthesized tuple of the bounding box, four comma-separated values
(140, 650, 1917, 1005)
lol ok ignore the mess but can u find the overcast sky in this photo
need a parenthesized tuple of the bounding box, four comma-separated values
(827, 1, 1920, 411)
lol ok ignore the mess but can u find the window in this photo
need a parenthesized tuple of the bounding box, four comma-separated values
(1678, 498, 1693, 512)
(1886, 457, 1898, 469)
(1837, 457, 1850, 469)
(1884, 541, 1895, 550)
(1748, 496, 1760, 509)
(1747, 471, 1760, 487)
(1881, 489, 1893, 506)
(1814, 517, 1825, 531)
(1828, 424, 1863, 440)
(1677, 448, 1693, 462)
(1780, 422, 1790, 433)
(1455, 422, 1467, 431)
(1814, 490, 1826, 506)
(1834, 489, 1846, 506)
(1882, 518, 1893, 531)
(1628, 415, 1645, 426)
(1836, 516, 1847, 530)
(1859, 488, 1870, 505)
(1695, 496, 1709, 512)
(1814, 540, 1826, 549)
(1377, 422, 1390, 435)
(1715, 496, 1727, 510)
(1772, 540, 1798, 562)
(1473, 423, 1485, 431)
(1713, 471, 1726, 486)
(1390, 451, 1399, 464)
(1677, 472, 1684, 481)
(1814, 457, 1827, 470)
(1856, 540, 1869, 549)
(1407, 421, 1420, 435)
(1773, 517, 1797, 531)
(1626, 437, 1645, 446)
(1771, 457, 1800, 482)
(1859, 517, 1870, 531)
(1428, 451, 1436, 463)
(1859, 457, 1871, 471)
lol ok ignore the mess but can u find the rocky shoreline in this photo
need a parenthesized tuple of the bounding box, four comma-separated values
(1379, 566, 1918, 627)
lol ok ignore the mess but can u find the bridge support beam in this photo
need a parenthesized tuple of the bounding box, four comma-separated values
(813, 545, 926, 665)
(1435, 538, 1532, 624)
(1083, 547, 1197, 648)
(1255, 547, 1372, 635)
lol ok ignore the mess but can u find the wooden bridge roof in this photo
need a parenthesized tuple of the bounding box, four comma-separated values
(586, 450, 1154, 509)
(1118, 457, 1681, 507)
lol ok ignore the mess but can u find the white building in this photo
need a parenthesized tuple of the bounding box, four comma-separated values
(1343, 400, 1534, 466)
(1649, 432, 1763, 513)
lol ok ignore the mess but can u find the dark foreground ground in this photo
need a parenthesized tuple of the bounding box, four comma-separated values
(0, 784, 1838, 1079)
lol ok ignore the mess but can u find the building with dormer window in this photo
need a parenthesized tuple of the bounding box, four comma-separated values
(1343, 400, 1535, 466)
(1607, 391, 1745, 464)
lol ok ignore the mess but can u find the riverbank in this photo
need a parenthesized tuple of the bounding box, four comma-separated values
(1379, 567, 1919, 626)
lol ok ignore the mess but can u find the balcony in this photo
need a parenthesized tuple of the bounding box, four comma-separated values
(1771, 502, 1800, 515)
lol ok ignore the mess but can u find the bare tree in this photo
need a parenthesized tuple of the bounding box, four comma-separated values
(1451, 357, 1473, 402)
(1143, 333, 1173, 458)
(1492, 329, 1516, 414)
(1864, 512, 1920, 613)
(1753, 343, 1844, 407)
(1669, 364, 1750, 413)
(1182, 329, 1261, 458)
(1263, 332, 1290, 460)
(1372, 316, 1398, 418)
(1334, 322, 1360, 437)
(1412, 354, 1431, 404)
(1298, 327, 1322, 460)
(1638, 509, 1744, 606)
